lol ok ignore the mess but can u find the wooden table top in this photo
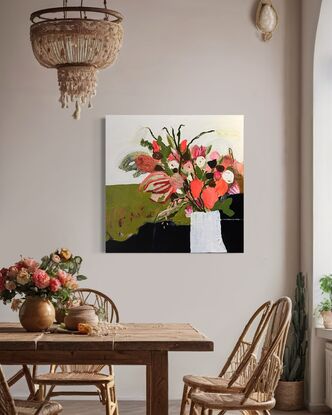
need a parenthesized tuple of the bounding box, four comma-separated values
(0, 323, 213, 352)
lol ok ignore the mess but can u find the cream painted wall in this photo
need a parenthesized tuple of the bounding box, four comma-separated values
(0, 0, 301, 400)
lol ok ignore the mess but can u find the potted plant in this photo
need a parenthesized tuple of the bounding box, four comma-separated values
(275, 273, 308, 410)
(318, 274, 332, 329)
(0, 248, 87, 331)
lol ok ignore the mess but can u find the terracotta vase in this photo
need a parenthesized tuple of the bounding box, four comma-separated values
(275, 380, 304, 410)
(19, 297, 55, 332)
(64, 305, 98, 331)
(322, 311, 332, 329)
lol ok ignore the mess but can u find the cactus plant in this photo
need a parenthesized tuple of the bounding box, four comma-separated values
(281, 273, 308, 381)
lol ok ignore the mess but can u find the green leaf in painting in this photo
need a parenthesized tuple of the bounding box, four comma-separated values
(195, 166, 204, 180)
(213, 198, 235, 217)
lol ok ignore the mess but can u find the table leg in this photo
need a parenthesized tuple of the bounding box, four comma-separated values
(146, 351, 168, 415)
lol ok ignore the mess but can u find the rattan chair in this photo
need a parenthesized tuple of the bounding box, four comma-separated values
(188, 297, 292, 415)
(33, 289, 119, 415)
(180, 300, 272, 415)
(0, 365, 62, 415)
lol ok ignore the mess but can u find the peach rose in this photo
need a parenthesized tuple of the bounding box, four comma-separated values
(17, 269, 31, 285)
(22, 258, 39, 272)
(32, 269, 50, 289)
(57, 270, 70, 285)
(65, 276, 78, 290)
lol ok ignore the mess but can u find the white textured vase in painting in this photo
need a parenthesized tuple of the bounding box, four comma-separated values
(190, 211, 227, 253)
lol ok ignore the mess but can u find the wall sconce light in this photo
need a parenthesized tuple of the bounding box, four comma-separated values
(256, 0, 278, 41)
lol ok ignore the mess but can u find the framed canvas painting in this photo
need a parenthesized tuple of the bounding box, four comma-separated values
(105, 115, 244, 253)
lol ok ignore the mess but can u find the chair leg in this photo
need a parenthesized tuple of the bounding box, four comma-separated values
(111, 385, 119, 415)
(37, 385, 45, 400)
(189, 401, 197, 415)
(105, 384, 117, 415)
(180, 384, 189, 415)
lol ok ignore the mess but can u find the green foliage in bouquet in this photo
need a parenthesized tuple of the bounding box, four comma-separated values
(281, 273, 308, 381)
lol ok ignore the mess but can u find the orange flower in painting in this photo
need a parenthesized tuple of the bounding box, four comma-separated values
(215, 179, 228, 197)
(201, 187, 219, 210)
(190, 179, 204, 199)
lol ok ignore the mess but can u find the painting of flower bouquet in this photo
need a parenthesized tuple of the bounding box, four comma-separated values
(105, 115, 244, 253)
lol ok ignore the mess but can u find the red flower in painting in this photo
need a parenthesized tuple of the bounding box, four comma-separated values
(201, 187, 219, 210)
(135, 154, 158, 173)
(191, 145, 206, 159)
(215, 179, 228, 197)
(190, 179, 204, 199)
(152, 141, 160, 153)
(180, 140, 187, 153)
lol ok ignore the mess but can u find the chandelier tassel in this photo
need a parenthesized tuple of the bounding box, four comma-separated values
(30, 3, 124, 120)
(73, 101, 81, 120)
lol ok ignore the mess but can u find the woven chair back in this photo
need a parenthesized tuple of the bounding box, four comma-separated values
(243, 296, 292, 403)
(73, 288, 119, 323)
(0, 365, 17, 415)
(220, 300, 272, 387)
(60, 288, 119, 374)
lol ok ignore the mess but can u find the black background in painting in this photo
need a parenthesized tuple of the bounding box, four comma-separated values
(106, 194, 244, 253)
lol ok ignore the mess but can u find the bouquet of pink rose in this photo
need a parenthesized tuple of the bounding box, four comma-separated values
(120, 125, 244, 221)
(0, 248, 87, 310)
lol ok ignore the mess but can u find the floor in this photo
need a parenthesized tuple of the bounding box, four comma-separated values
(59, 401, 327, 415)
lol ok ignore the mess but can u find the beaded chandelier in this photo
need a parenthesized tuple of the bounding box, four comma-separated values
(30, 1, 124, 120)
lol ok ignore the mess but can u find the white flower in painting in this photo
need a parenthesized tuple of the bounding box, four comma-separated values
(222, 170, 235, 184)
(168, 160, 179, 170)
(195, 156, 206, 169)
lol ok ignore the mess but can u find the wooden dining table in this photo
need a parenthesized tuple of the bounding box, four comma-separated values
(0, 322, 213, 415)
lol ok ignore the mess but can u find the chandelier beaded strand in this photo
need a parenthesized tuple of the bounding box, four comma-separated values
(30, 1, 124, 120)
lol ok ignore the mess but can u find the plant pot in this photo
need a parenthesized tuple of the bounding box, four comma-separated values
(64, 305, 98, 331)
(190, 211, 227, 253)
(275, 380, 304, 411)
(321, 311, 332, 329)
(19, 297, 55, 332)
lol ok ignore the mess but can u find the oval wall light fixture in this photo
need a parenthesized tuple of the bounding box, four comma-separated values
(30, 1, 124, 120)
(256, 0, 278, 41)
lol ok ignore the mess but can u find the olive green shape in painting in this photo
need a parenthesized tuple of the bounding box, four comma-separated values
(106, 184, 190, 242)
